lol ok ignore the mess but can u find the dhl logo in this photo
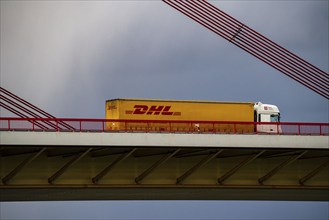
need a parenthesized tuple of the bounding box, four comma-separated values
(125, 105, 181, 116)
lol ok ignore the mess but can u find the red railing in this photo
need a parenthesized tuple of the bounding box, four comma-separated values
(0, 117, 328, 135)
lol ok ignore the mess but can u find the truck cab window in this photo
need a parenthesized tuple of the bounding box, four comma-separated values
(270, 114, 280, 122)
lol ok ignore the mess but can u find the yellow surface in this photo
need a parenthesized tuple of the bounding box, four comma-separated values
(105, 99, 255, 132)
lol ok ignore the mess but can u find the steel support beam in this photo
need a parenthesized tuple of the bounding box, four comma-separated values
(176, 149, 223, 184)
(258, 151, 308, 184)
(1, 184, 329, 201)
(92, 148, 137, 184)
(299, 159, 329, 185)
(48, 148, 92, 184)
(176, 149, 212, 158)
(262, 151, 297, 158)
(135, 149, 180, 184)
(218, 150, 265, 184)
(2, 148, 46, 185)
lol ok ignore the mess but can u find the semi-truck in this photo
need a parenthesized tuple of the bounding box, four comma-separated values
(105, 99, 281, 133)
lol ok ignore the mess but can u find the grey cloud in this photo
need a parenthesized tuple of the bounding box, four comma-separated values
(1, 1, 328, 121)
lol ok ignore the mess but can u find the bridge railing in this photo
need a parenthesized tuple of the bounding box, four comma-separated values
(0, 117, 328, 135)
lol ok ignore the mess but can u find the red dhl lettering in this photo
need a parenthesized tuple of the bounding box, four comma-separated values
(147, 106, 164, 115)
(125, 105, 181, 116)
(133, 105, 148, 114)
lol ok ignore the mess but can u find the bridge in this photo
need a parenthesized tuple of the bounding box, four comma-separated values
(1, 118, 328, 201)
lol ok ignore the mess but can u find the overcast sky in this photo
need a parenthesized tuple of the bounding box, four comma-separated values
(0, 0, 328, 219)
(0, 0, 328, 122)
(1, 200, 328, 220)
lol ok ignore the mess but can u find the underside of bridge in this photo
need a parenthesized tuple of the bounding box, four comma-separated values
(1, 143, 328, 201)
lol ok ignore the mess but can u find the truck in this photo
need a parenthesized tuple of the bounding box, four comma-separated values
(105, 99, 281, 133)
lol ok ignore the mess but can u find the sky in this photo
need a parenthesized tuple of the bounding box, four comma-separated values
(0, 0, 328, 219)
(1, 200, 328, 220)
(0, 0, 328, 122)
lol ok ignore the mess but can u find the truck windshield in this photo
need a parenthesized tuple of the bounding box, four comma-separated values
(270, 114, 280, 122)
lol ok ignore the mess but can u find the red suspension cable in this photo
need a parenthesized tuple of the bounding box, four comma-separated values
(163, 0, 329, 99)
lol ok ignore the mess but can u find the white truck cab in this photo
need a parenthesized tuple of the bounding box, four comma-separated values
(254, 102, 281, 133)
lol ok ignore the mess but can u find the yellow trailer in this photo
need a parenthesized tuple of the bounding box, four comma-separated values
(106, 99, 255, 133)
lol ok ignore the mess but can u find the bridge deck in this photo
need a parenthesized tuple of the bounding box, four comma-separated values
(1, 131, 328, 201)
(1, 131, 328, 149)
